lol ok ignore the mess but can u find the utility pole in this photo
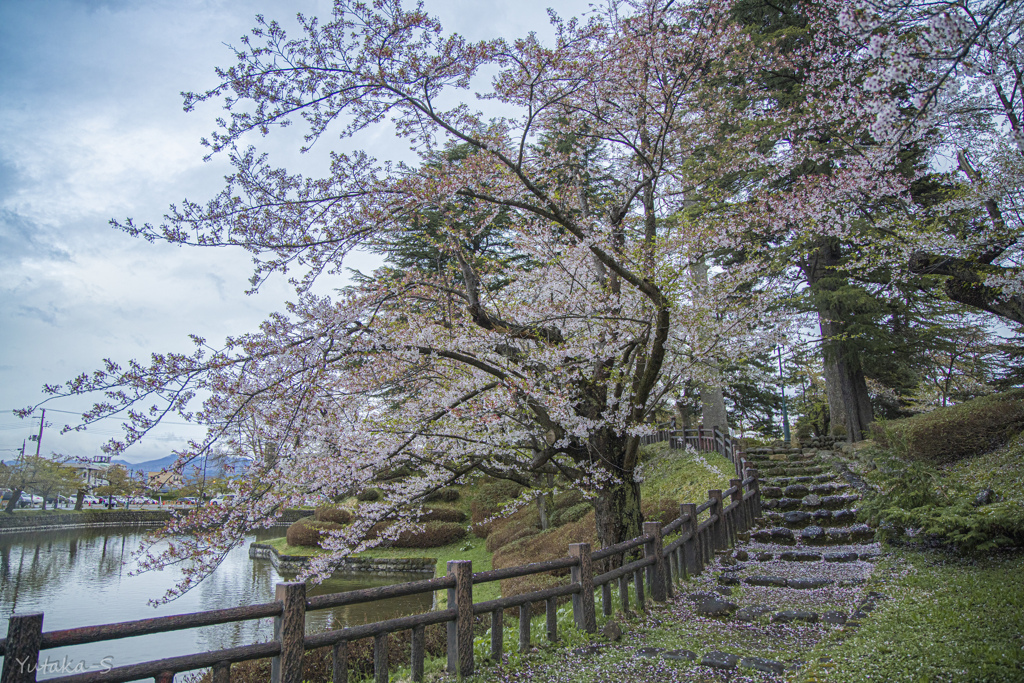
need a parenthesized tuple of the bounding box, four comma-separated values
(33, 409, 46, 457)
(777, 347, 791, 444)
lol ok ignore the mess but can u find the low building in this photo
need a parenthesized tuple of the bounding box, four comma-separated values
(147, 470, 183, 493)
(67, 455, 110, 489)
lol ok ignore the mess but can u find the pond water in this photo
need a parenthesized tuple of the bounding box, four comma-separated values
(0, 526, 432, 680)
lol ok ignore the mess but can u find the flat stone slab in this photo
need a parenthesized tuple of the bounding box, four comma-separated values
(741, 656, 787, 674)
(787, 577, 834, 589)
(701, 651, 739, 670)
(733, 605, 772, 621)
(695, 597, 738, 617)
(662, 649, 697, 662)
(572, 645, 609, 657)
(755, 551, 774, 561)
(783, 511, 812, 525)
(715, 586, 734, 596)
(824, 551, 859, 563)
(780, 551, 822, 562)
(802, 494, 823, 508)
(823, 494, 860, 509)
(636, 647, 664, 658)
(686, 591, 720, 603)
(772, 610, 819, 623)
(785, 484, 810, 497)
(745, 575, 788, 587)
(801, 526, 826, 544)
(717, 574, 740, 586)
(822, 611, 848, 624)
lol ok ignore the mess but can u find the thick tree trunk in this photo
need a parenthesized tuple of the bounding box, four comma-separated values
(802, 238, 874, 442)
(4, 487, 23, 513)
(700, 385, 730, 434)
(592, 477, 644, 568)
(74, 488, 85, 511)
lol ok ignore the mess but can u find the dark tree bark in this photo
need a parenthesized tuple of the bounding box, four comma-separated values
(802, 238, 874, 442)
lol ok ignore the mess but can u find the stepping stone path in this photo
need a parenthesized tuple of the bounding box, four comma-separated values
(640, 441, 885, 679)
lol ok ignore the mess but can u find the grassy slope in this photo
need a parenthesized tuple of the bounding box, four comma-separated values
(799, 548, 1024, 683)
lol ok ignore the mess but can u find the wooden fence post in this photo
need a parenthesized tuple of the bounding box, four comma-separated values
(490, 610, 503, 663)
(272, 583, 305, 683)
(708, 490, 725, 551)
(2, 613, 43, 683)
(569, 543, 596, 632)
(447, 560, 474, 677)
(373, 634, 389, 683)
(411, 625, 424, 683)
(212, 661, 231, 683)
(333, 641, 349, 683)
(519, 602, 531, 653)
(728, 479, 743, 543)
(546, 598, 558, 642)
(680, 503, 698, 577)
(745, 468, 762, 519)
(642, 521, 667, 602)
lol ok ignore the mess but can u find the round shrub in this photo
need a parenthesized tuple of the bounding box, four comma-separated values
(420, 507, 467, 523)
(286, 517, 343, 547)
(356, 488, 382, 502)
(552, 502, 591, 526)
(486, 523, 539, 553)
(315, 506, 353, 525)
(552, 489, 585, 511)
(393, 521, 467, 548)
(423, 487, 460, 503)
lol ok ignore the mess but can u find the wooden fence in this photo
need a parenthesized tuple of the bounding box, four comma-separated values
(0, 469, 762, 683)
(640, 422, 747, 479)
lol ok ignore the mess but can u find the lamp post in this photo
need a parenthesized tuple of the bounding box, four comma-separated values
(777, 346, 791, 444)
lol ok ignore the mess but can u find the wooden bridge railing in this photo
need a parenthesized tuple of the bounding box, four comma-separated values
(0, 469, 761, 683)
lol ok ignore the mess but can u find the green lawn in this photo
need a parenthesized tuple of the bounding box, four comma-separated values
(798, 548, 1024, 683)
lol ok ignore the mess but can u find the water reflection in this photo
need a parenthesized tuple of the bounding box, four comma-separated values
(0, 527, 432, 679)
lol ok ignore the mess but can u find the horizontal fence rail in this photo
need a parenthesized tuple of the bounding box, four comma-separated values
(2, 467, 762, 683)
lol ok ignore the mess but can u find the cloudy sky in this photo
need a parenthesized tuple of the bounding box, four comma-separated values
(0, 0, 593, 464)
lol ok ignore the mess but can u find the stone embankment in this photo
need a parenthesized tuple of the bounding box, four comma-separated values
(249, 542, 436, 576)
(0, 508, 310, 534)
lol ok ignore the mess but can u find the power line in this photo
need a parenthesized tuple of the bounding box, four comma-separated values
(2, 408, 202, 427)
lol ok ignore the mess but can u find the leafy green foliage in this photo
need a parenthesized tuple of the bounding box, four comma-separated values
(860, 427, 1024, 552)
(870, 390, 1024, 464)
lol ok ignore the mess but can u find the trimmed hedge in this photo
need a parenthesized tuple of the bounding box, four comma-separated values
(286, 517, 343, 547)
(471, 478, 524, 537)
(314, 506, 353, 525)
(356, 488, 382, 502)
(423, 487, 460, 503)
(368, 521, 468, 548)
(419, 507, 467, 523)
(552, 502, 591, 526)
(871, 390, 1024, 464)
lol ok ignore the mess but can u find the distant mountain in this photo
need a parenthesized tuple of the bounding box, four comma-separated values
(112, 455, 250, 477)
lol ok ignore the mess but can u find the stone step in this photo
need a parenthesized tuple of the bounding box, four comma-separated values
(761, 494, 860, 512)
(757, 465, 825, 477)
(740, 549, 880, 563)
(760, 474, 837, 487)
(762, 509, 860, 528)
(745, 452, 817, 463)
(760, 482, 851, 498)
(750, 524, 875, 546)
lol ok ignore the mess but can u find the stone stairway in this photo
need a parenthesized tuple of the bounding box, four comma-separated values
(630, 443, 885, 678)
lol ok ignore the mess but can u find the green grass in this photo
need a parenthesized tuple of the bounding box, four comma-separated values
(798, 548, 1024, 683)
(638, 442, 735, 503)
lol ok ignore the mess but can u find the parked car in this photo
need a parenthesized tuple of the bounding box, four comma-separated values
(177, 497, 199, 505)
(209, 494, 236, 506)
(82, 495, 100, 505)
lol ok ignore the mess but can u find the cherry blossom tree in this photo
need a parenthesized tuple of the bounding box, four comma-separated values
(21, 0, 783, 595)
(837, 0, 1023, 324)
